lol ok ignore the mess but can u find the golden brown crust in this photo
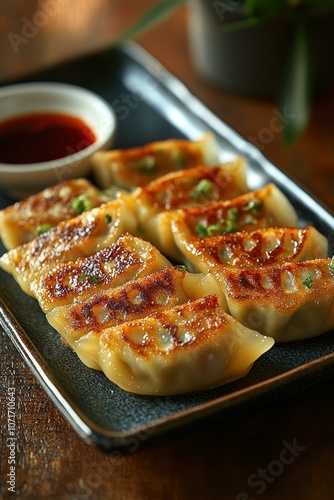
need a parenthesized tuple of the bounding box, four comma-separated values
(30, 234, 171, 312)
(214, 258, 334, 307)
(144, 183, 298, 262)
(209, 258, 334, 341)
(0, 200, 137, 293)
(116, 294, 226, 357)
(173, 184, 295, 238)
(0, 178, 111, 249)
(135, 161, 247, 211)
(178, 226, 328, 272)
(47, 266, 189, 344)
(91, 133, 218, 189)
(96, 294, 274, 395)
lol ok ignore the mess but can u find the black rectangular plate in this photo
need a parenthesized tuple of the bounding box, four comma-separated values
(1, 43, 334, 451)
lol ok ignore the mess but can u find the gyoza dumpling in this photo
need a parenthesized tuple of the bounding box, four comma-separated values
(47, 266, 190, 351)
(30, 234, 172, 313)
(174, 226, 328, 273)
(0, 200, 136, 295)
(143, 183, 298, 261)
(0, 178, 112, 250)
(91, 132, 218, 190)
(96, 294, 274, 395)
(211, 257, 334, 342)
(131, 159, 248, 225)
(47, 266, 223, 368)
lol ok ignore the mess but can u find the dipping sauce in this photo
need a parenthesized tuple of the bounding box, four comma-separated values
(0, 112, 96, 164)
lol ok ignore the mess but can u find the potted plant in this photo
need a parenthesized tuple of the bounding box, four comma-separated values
(116, 0, 334, 145)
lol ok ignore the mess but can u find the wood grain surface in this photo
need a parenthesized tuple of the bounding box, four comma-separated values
(1, 2, 334, 499)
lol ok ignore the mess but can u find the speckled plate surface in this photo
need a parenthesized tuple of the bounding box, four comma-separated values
(1, 43, 334, 452)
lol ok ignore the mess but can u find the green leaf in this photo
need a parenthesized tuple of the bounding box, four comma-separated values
(302, 0, 334, 10)
(114, 0, 185, 45)
(220, 15, 264, 33)
(278, 18, 313, 146)
(245, 0, 334, 16)
(245, 0, 289, 17)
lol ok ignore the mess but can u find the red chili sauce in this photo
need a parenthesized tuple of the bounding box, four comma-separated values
(0, 112, 96, 164)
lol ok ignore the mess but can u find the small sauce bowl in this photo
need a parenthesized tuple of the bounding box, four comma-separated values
(0, 82, 116, 198)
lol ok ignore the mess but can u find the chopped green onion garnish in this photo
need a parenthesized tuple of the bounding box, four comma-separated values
(137, 155, 156, 173)
(34, 223, 53, 237)
(79, 274, 100, 284)
(195, 218, 236, 237)
(227, 207, 239, 220)
(303, 275, 313, 289)
(102, 187, 120, 199)
(170, 148, 186, 167)
(242, 198, 263, 215)
(208, 219, 235, 235)
(207, 223, 221, 236)
(105, 214, 112, 224)
(195, 222, 209, 237)
(176, 265, 187, 272)
(71, 195, 93, 214)
(329, 256, 334, 275)
(191, 179, 213, 201)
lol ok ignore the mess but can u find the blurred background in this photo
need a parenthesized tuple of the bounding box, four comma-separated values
(0, 0, 154, 83)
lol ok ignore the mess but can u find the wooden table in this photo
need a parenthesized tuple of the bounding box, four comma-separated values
(1, 3, 334, 499)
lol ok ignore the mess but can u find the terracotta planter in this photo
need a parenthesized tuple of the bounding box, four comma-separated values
(188, 0, 334, 98)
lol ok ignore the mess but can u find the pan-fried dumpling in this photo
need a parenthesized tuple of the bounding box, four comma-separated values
(96, 294, 274, 395)
(0, 178, 112, 250)
(211, 258, 334, 342)
(91, 132, 218, 190)
(47, 266, 225, 368)
(30, 234, 172, 313)
(47, 266, 190, 351)
(0, 200, 136, 295)
(47, 266, 222, 363)
(144, 183, 298, 261)
(174, 226, 328, 273)
(131, 159, 248, 225)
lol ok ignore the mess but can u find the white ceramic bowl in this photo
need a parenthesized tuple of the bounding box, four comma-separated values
(0, 82, 116, 197)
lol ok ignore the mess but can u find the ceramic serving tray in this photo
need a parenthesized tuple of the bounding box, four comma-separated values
(1, 43, 334, 452)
